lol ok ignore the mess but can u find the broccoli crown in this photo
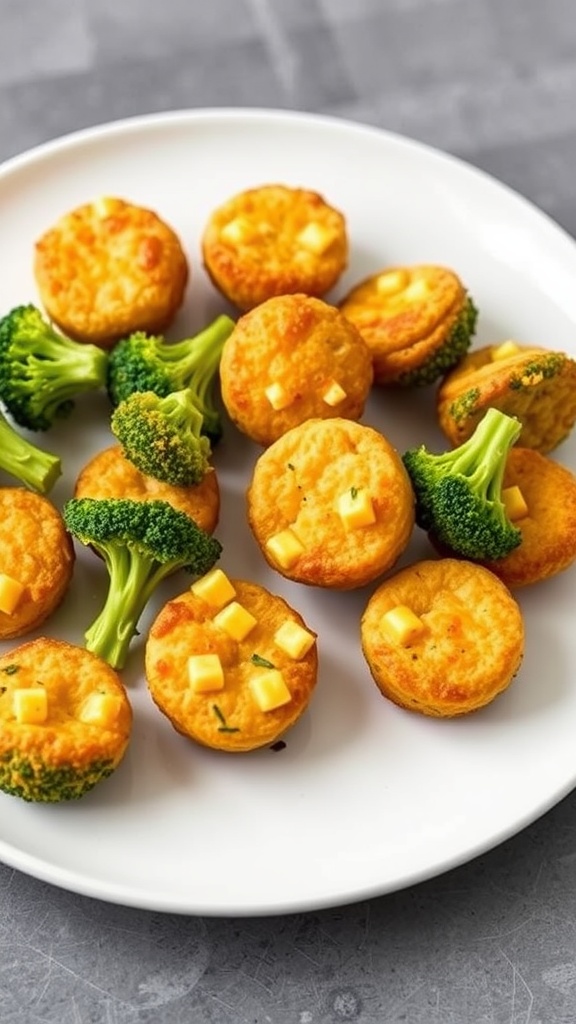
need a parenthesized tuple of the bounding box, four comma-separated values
(63, 497, 222, 668)
(106, 315, 235, 442)
(0, 752, 115, 802)
(0, 304, 109, 431)
(111, 388, 212, 486)
(402, 406, 523, 560)
(398, 296, 478, 387)
(0, 406, 61, 493)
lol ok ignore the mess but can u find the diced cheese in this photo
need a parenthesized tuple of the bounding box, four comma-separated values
(403, 277, 429, 302)
(274, 620, 316, 660)
(93, 196, 118, 219)
(249, 669, 292, 712)
(191, 568, 236, 610)
(264, 381, 292, 411)
(502, 484, 529, 522)
(213, 601, 257, 641)
(0, 573, 25, 615)
(381, 605, 425, 645)
(296, 221, 335, 254)
(79, 692, 119, 726)
(376, 270, 409, 295)
(491, 340, 520, 361)
(220, 216, 254, 244)
(321, 380, 347, 407)
(337, 488, 376, 530)
(13, 687, 48, 724)
(187, 653, 225, 693)
(266, 527, 305, 568)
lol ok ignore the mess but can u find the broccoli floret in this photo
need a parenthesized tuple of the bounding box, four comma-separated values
(0, 406, 61, 492)
(402, 407, 523, 560)
(111, 388, 212, 486)
(398, 296, 478, 387)
(107, 314, 235, 442)
(0, 752, 115, 802)
(0, 304, 109, 431)
(63, 497, 222, 669)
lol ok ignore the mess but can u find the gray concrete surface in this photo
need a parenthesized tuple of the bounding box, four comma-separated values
(1, 1, 576, 1021)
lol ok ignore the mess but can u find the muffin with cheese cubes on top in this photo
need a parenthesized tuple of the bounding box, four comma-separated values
(145, 572, 318, 752)
(246, 417, 415, 589)
(360, 558, 524, 717)
(201, 183, 348, 311)
(0, 637, 132, 801)
(220, 293, 373, 446)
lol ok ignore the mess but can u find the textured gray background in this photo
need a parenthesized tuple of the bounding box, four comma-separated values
(2, 1, 576, 1022)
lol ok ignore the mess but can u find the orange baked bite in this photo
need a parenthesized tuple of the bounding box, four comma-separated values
(437, 341, 576, 452)
(219, 293, 374, 446)
(201, 184, 348, 311)
(247, 418, 415, 589)
(339, 264, 477, 385)
(0, 488, 74, 640)
(361, 558, 524, 717)
(34, 196, 189, 348)
(145, 574, 318, 752)
(74, 445, 220, 535)
(0, 637, 132, 801)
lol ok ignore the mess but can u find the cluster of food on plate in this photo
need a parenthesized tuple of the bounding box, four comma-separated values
(0, 183, 575, 803)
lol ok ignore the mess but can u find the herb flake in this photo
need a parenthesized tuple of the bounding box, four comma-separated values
(250, 653, 275, 669)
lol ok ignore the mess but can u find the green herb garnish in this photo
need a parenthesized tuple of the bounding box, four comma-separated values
(1, 664, 19, 675)
(250, 653, 275, 669)
(212, 703, 240, 734)
(350, 486, 358, 499)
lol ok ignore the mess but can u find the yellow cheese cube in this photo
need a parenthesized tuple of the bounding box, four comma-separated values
(403, 278, 429, 302)
(13, 687, 48, 724)
(337, 488, 376, 530)
(0, 573, 25, 615)
(249, 669, 292, 712)
(220, 216, 254, 244)
(79, 692, 119, 726)
(265, 527, 305, 568)
(296, 221, 335, 255)
(92, 196, 119, 219)
(191, 568, 236, 610)
(321, 379, 347, 407)
(187, 654, 225, 693)
(376, 270, 409, 295)
(502, 484, 529, 522)
(273, 619, 316, 660)
(213, 601, 257, 641)
(264, 381, 292, 411)
(491, 340, 520, 361)
(381, 605, 425, 645)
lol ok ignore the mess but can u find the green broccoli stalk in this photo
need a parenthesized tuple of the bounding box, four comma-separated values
(107, 314, 235, 442)
(0, 406, 61, 492)
(63, 497, 222, 670)
(398, 296, 478, 387)
(402, 407, 522, 560)
(0, 304, 109, 431)
(110, 388, 213, 486)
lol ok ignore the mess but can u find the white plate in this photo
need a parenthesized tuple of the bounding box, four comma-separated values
(0, 108, 575, 917)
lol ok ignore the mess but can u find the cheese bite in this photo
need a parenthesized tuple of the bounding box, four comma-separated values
(220, 293, 374, 446)
(34, 196, 189, 348)
(361, 558, 524, 717)
(74, 444, 220, 535)
(247, 417, 415, 589)
(0, 488, 74, 640)
(0, 637, 132, 801)
(201, 183, 348, 311)
(145, 575, 318, 752)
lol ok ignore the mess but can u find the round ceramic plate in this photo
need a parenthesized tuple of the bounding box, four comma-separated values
(0, 109, 575, 916)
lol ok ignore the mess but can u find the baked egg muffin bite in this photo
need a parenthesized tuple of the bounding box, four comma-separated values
(361, 558, 524, 717)
(201, 184, 348, 311)
(34, 196, 189, 348)
(0, 637, 132, 801)
(339, 264, 477, 385)
(247, 417, 415, 589)
(220, 293, 374, 446)
(437, 341, 576, 452)
(0, 488, 74, 640)
(145, 573, 318, 752)
(74, 444, 220, 536)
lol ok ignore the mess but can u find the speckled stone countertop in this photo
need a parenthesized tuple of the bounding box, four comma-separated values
(2, 2, 576, 1021)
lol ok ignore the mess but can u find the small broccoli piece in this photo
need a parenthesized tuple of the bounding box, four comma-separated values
(0, 753, 116, 802)
(0, 406, 61, 492)
(398, 296, 478, 387)
(63, 497, 222, 669)
(111, 388, 212, 486)
(402, 407, 523, 560)
(107, 314, 235, 441)
(0, 304, 109, 431)
(507, 352, 565, 390)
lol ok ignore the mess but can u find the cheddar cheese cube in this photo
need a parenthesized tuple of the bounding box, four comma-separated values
(0, 573, 25, 615)
(337, 488, 376, 530)
(376, 270, 409, 295)
(187, 653, 225, 693)
(191, 568, 236, 610)
(79, 692, 119, 726)
(249, 668, 292, 712)
(321, 380, 347, 407)
(213, 601, 257, 641)
(381, 605, 425, 646)
(502, 484, 529, 522)
(296, 221, 335, 255)
(274, 620, 316, 660)
(13, 687, 48, 724)
(491, 340, 521, 361)
(264, 381, 292, 411)
(266, 527, 304, 568)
